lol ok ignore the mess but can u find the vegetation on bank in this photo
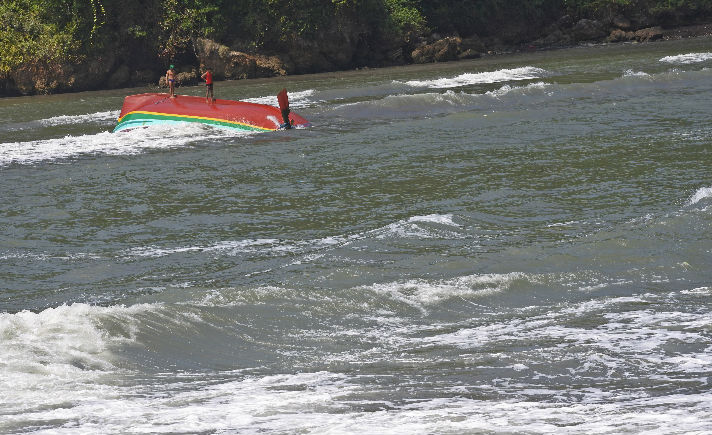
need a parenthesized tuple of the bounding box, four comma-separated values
(2, 0, 712, 93)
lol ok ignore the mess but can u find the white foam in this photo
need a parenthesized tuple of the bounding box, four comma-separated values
(680, 286, 712, 295)
(686, 186, 712, 205)
(484, 81, 551, 98)
(378, 213, 465, 240)
(0, 303, 161, 422)
(408, 213, 460, 227)
(623, 69, 650, 77)
(124, 237, 345, 259)
(380, 90, 475, 108)
(125, 238, 280, 257)
(3, 291, 711, 433)
(546, 220, 579, 227)
(126, 214, 462, 261)
(659, 52, 712, 64)
(243, 89, 316, 108)
(4, 373, 709, 434)
(0, 251, 100, 261)
(401, 66, 549, 88)
(424, 293, 712, 377)
(0, 123, 248, 166)
(0, 303, 153, 365)
(39, 110, 120, 127)
(331, 81, 551, 120)
(366, 272, 529, 309)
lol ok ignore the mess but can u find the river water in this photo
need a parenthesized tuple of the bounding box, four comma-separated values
(1, 37, 711, 434)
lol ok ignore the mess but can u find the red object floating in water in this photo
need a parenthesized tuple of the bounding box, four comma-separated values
(114, 92, 309, 132)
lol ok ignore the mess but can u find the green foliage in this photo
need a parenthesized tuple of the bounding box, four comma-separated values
(0, 0, 82, 74)
(158, 0, 218, 59)
(417, 0, 567, 37)
(4, 0, 712, 80)
(384, 0, 426, 35)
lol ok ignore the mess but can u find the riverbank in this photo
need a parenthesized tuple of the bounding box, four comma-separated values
(135, 22, 712, 93)
(2, 15, 712, 98)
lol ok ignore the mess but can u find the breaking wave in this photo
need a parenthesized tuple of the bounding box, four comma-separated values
(687, 186, 712, 205)
(329, 81, 551, 120)
(400, 66, 550, 88)
(0, 110, 120, 134)
(623, 69, 650, 77)
(123, 213, 464, 261)
(39, 110, 120, 127)
(242, 89, 316, 108)
(0, 123, 252, 167)
(659, 52, 712, 64)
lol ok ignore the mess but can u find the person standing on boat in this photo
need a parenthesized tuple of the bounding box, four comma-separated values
(201, 67, 214, 103)
(166, 65, 176, 98)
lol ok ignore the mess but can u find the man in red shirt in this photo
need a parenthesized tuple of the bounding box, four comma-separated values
(201, 67, 214, 103)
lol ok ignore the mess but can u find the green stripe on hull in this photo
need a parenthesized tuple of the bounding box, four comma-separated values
(113, 112, 273, 133)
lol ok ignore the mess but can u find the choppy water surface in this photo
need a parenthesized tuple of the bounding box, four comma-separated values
(1, 38, 711, 434)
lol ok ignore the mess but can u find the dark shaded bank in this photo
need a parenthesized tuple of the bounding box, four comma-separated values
(2, 0, 712, 97)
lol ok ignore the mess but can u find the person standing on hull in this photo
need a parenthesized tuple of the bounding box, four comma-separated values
(201, 67, 214, 103)
(166, 65, 176, 98)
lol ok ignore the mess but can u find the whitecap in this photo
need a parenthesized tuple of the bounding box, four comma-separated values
(483, 81, 551, 99)
(365, 272, 530, 308)
(0, 302, 158, 416)
(686, 186, 712, 205)
(242, 89, 316, 108)
(123, 236, 345, 259)
(400, 66, 550, 89)
(375, 213, 466, 240)
(330, 81, 551, 119)
(408, 213, 460, 227)
(0, 123, 250, 167)
(623, 69, 650, 77)
(659, 52, 712, 64)
(39, 110, 120, 127)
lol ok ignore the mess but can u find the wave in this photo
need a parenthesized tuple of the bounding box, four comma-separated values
(687, 186, 712, 206)
(484, 80, 550, 98)
(123, 213, 464, 262)
(329, 81, 551, 120)
(623, 69, 650, 77)
(3, 284, 710, 433)
(364, 272, 531, 311)
(39, 110, 120, 127)
(659, 52, 712, 64)
(422, 291, 712, 382)
(0, 110, 120, 134)
(124, 237, 333, 259)
(399, 66, 550, 89)
(189, 272, 523, 310)
(379, 213, 465, 240)
(408, 213, 460, 227)
(0, 303, 154, 395)
(3, 368, 709, 434)
(242, 89, 316, 108)
(0, 122, 252, 167)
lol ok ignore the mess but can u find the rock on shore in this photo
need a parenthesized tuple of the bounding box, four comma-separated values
(193, 38, 288, 81)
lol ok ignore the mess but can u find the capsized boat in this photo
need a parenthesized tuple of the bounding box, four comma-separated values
(113, 89, 309, 132)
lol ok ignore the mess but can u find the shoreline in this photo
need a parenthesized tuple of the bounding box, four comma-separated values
(2, 22, 712, 99)
(502, 22, 712, 56)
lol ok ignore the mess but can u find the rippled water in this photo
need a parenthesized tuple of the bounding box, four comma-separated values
(1, 38, 711, 434)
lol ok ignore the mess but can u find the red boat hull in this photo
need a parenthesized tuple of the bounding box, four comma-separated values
(114, 93, 309, 132)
